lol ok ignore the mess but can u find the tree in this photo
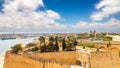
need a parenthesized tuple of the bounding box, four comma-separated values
(31, 46, 39, 52)
(107, 42, 111, 48)
(39, 36, 45, 45)
(62, 38, 66, 51)
(26, 42, 37, 48)
(66, 41, 73, 51)
(55, 36, 59, 51)
(104, 36, 112, 49)
(47, 36, 56, 52)
(49, 36, 54, 42)
(55, 36, 58, 41)
(73, 39, 78, 50)
(48, 42, 55, 52)
(40, 44, 48, 52)
(103, 36, 112, 41)
(11, 44, 22, 54)
(55, 41, 59, 51)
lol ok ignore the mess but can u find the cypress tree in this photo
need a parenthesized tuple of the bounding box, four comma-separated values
(55, 36, 59, 51)
(39, 36, 45, 46)
(73, 39, 78, 50)
(49, 36, 54, 42)
(48, 42, 54, 51)
(62, 38, 66, 51)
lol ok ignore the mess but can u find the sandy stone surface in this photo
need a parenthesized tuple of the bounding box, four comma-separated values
(0, 55, 4, 68)
(71, 65, 85, 68)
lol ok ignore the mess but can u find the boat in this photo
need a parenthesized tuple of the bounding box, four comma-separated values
(0, 38, 16, 40)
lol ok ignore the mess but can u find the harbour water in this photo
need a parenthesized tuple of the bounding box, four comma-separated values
(0, 38, 35, 55)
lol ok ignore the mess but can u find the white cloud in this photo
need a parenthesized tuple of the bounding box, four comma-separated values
(3, 0, 44, 12)
(46, 10, 60, 20)
(91, 0, 120, 21)
(72, 18, 120, 30)
(0, 0, 66, 32)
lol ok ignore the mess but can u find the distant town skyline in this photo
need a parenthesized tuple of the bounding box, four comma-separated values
(0, 0, 120, 33)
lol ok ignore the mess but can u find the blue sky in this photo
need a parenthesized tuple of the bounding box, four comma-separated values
(43, 0, 99, 23)
(0, 0, 120, 33)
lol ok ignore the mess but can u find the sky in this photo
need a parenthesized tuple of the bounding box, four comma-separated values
(0, 0, 120, 33)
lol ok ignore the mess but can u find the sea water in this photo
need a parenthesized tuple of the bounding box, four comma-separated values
(0, 38, 35, 55)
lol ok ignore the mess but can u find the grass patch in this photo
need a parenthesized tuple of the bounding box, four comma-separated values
(77, 42, 96, 48)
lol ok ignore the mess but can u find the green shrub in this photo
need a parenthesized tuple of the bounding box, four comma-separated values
(66, 42, 74, 51)
(11, 44, 22, 54)
(40, 44, 48, 52)
(103, 36, 112, 41)
(48, 42, 55, 52)
(31, 46, 39, 52)
(26, 42, 37, 48)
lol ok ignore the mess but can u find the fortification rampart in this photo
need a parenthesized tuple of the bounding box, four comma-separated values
(3, 51, 89, 68)
(24, 51, 79, 65)
(3, 50, 120, 68)
(90, 51, 120, 68)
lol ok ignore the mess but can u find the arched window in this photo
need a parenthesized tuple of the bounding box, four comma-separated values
(76, 60, 82, 66)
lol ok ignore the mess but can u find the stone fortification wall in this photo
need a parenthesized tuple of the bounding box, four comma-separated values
(4, 51, 71, 68)
(90, 51, 120, 68)
(4, 50, 120, 68)
(24, 51, 78, 65)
